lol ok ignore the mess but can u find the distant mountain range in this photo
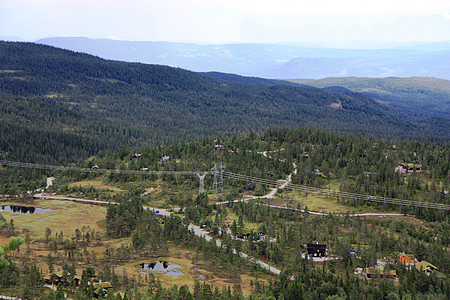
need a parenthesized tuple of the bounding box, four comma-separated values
(1, 42, 448, 163)
(36, 37, 450, 80)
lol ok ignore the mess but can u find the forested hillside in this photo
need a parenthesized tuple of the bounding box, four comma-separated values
(77, 125, 448, 219)
(0, 42, 449, 164)
(289, 77, 450, 119)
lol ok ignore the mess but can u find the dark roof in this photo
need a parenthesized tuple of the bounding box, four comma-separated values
(307, 244, 326, 250)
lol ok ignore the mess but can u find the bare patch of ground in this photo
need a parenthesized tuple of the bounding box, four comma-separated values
(329, 102, 343, 109)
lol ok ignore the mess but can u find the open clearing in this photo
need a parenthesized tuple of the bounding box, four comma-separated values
(120, 246, 267, 297)
(277, 190, 379, 214)
(68, 178, 125, 195)
(0, 199, 106, 239)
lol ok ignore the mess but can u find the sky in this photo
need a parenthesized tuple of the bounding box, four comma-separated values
(1, 0, 450, 45)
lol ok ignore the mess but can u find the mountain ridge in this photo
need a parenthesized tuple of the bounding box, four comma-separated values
(35, 37, 450, 80)
(0, 41, 448, 163)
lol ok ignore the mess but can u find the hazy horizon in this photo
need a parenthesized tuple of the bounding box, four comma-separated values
(1, 0, 450, 46)
(1, 36, 449, 52)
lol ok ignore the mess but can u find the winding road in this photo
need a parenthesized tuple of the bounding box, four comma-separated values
(34, 193, 284, 275)
(33, 177, 401, 275)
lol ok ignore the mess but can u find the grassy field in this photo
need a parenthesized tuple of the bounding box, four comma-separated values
(223, 209, 260, 232)
(275, 190, 372, 214)
(65, 177, 203, 208)
(68, 178, 125, 195)
(0, 199, 107, 240)
(0, 199, 268, 297)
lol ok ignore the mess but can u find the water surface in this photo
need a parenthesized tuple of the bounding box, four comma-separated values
(139, 261, 184, 278)
(0, 205, 53, 215)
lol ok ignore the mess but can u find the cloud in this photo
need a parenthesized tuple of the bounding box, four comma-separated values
(2, 0, 450, 43)
(208, 0, 450, 15)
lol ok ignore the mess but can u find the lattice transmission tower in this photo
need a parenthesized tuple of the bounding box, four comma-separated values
(212, 163, 225, 193)
(196, 172, 207, 194)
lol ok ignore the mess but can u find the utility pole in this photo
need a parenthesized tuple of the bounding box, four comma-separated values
(196, 172, 207, 194)
(218, 162, 224, 192)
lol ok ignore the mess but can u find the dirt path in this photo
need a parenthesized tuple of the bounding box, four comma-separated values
(215, 161, 404, 218)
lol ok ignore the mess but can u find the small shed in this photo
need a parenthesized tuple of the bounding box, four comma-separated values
(92, 281, 113, 298)
(364, 268, 397, 280)
(72, 276, 81, 286)
(307, 243, 327, 257)
(44, 271, 69, 285)
(46, 177, 55, 188)
(253, 232, 266, 241)
(159, 155, 170, 163)
(243, 183, 256, 191)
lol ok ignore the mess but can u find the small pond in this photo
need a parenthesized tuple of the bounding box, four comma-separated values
(138, 261, 184, 278)
(0, 205, 53, 215)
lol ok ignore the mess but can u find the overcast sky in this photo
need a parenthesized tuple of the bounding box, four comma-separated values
(1, 0, 450, 45)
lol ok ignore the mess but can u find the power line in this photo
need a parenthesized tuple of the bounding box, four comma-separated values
(223, 172, 281, 187)
(2, 160, 448, 210)
(0, 160, 203, 175)
(224, 171, 449, 211)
